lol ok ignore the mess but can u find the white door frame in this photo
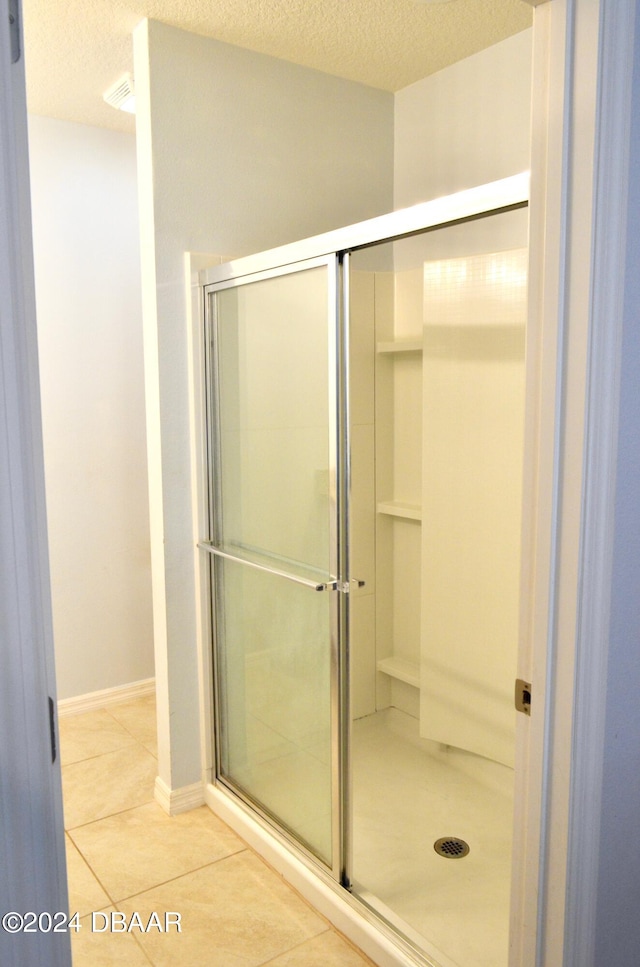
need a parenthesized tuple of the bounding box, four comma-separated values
(514, 1, 638, 965)
(0, 3, 70, 965)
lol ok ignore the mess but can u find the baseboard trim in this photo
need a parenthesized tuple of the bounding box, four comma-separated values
(57, 678, 156, 717)
(155, 776, 205, 816)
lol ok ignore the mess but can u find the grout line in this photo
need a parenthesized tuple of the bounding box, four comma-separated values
(76, 700, 157, 756)
(60, 740, 141, 769)
(104, 850, 250, 907)
(64, 795, 158, 834)
(127, 926, 156, 967)
(66, 797, 156, 835)
(65, 835, 119, 911)
(62, 742, 157, 771)
(257, 927, 332, 966)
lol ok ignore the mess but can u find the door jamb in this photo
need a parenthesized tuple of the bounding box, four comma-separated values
(514, 1, 638, 965)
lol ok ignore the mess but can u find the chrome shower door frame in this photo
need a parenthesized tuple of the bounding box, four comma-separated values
(199, 170, 530, 903)
(202, 254, 347, 881)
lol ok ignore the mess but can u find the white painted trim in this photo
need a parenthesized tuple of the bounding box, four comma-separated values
(205, 783, 440, 967)
(510, 2, 633, 965)
(537, 2, 607, 961)
(510, 4, 572, 965)
(514, 1, 604, 962)
(155, 776, 205, 816)
(133, 19, 172, 793)
(57, 678, 156, 717)
(185, 252, 222, 790)
(517, 1, 633, 964)
(563, 2, 637, 964)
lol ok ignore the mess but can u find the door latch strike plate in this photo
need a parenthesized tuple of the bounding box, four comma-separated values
(48, 696, 57, 763)
(515, 679, 531, 716)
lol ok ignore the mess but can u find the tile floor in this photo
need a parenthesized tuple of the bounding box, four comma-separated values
(60, 695, 375, 967)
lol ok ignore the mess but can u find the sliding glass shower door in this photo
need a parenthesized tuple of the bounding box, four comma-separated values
(199, 175, 530, 967)
(202, 257, 343, 872)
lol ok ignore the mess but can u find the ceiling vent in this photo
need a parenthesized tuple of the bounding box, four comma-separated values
(103, 74, 135, 114)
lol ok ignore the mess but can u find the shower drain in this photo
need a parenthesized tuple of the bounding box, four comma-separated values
(433, 837, 470, 859)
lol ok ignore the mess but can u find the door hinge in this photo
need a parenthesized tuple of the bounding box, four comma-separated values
(515, 679, 531, 716)
(8, 0, 20, 64)
(48, 696, 57, 763)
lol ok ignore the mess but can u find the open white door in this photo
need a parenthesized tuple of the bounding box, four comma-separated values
(0, 3, 70, 965)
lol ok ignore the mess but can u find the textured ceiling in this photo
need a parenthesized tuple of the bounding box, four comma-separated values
(22, 0, 532, 134)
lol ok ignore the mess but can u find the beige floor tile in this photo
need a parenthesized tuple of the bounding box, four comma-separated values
(108, 696, 158, 757)
(63, 744, 157, 830)
(118, 851, 327, 967)
(70, 908, 152, 967)
(59, 709, 138, 766)
(264, 930, 376, 966)
(69, 802, 246, 902)
(65, 835, 110, 917)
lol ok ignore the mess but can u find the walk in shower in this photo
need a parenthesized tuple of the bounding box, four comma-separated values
(199, 175, 529, 967)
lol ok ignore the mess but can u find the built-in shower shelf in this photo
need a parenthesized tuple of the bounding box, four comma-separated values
(377, 501, 422, 522)
(376, 339, 423, 354)
(377, 657, 420, 689)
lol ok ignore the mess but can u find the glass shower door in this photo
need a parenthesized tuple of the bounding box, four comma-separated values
(348, 210, 528, 967)
(202, 257, 341, 871)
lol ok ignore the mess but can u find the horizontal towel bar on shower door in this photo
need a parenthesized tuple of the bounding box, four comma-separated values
(197, 541, 338, 592)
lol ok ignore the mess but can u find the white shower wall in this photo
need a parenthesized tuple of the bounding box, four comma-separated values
(350, 29, 533, 751)
(394, 29, 533, 208)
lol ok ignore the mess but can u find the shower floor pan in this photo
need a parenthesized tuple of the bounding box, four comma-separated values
(351, 708, 514, 967)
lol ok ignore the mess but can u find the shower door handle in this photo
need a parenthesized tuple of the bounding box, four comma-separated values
(198, 541, 338, 592)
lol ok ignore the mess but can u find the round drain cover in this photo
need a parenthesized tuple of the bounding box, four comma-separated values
(434, 837, 470, 858)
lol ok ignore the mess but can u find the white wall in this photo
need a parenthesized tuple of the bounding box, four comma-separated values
(394, 29, 532, 208)
(28, 115, 154, 701)
(133, 19, 394, 792)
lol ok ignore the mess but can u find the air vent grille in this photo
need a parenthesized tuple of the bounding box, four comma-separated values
(103, 74, 135, 113)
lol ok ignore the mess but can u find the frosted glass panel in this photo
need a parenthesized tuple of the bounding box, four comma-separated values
(209, 261, 336, 869)
(214, 266, 331, 577)
(216, 558, 333, 865)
